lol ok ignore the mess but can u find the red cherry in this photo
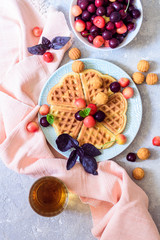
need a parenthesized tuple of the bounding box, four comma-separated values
(111, 28, 117, 35)
(115, 20, 123, 28)
(118, 78, 130, 88)
(119, 9, 127, 19)
(32, 27, 42, 37)
(43, 52, 54, 62)
(87, 104, 97, 115)
(26, 122, 39, 132)
(93, 35, 105, 48)
(86, 21, 93, 30)
(116, 23, 127, 34)
(93, 16, 105, 28)
(71, 5, 82, 17)
(87, 3, 96, 13)
(122, 87, 134, 99)
(75, 98, 86, 108)
(75, 19, 86, 32)
(39, 104, 50, 115)
(83, 116, 96, 128)
(88, 35, 94, 43)
(81, 30, 89, 38)
(152, 136, 160, 146)
(104, 40, 110, 47)
(106, 21, 115, 31)
(95, 0, 104, 8)
(127, 22, 135, 31)
(116, 134, 127, 145)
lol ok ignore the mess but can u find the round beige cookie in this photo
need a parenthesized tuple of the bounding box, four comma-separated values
(95, 92, 108, 105)
(146, 73, 158, 85)
(69, 47, 81, 60)
(132, 167, 145, 180)
(90, 76, 103, 89)
(137, 148, 150, 160)
(132, 72, 145, 84)
(137, 60, 150, 72)
(72, 61, 85, 73)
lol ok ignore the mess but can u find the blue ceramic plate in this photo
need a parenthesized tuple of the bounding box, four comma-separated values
(38, 58, 142, 161)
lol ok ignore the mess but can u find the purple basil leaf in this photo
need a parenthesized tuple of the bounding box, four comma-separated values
(51, 36, 71, 50)
(42, 37, 51, 50)
(80, 154, 98, 175)
(68, 135, 79, 148)
(50, 43, 64, 50)
(76, 147, 84, 159)
(27, 44, 46, 55)
(82, 143, 101, 157)
(42, 36, 51, 46)
(66, 150, 78, 170)
(51, 36, 71, 44)
(56, 134, 78, 152)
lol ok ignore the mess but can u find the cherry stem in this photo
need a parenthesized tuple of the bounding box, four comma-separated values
(101, 140, 115, 149)
(125, 0, 130, 13)
(83, 33, 90, 36)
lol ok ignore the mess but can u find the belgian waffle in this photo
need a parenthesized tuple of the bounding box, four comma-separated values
(99, 93, 127, 135)
(50, 105, 83, 139)
(80, 69, 116, 105)
(47, 72, 84, 107)
(77, 122, 116, 149)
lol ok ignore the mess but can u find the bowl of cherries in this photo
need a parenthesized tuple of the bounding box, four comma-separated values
(69, 0, 143, 50)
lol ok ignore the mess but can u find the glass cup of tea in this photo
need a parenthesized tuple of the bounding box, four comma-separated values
(29, 176, 69, 217)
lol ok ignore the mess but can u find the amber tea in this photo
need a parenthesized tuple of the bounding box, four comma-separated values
(29, 176, 68, 217)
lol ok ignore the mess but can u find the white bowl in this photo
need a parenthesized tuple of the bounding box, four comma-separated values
(69, 0, 143, 51)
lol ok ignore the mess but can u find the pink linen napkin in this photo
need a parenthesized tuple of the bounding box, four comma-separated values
(0, 0, 160, 239)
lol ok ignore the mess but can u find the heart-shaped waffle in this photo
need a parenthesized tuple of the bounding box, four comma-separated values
(47, 72, 84, 107)
(77, 122, 116, 149)
(98, 92, 127, 135)
(80, 69, 116, 105)
(50, 105, 83, 139)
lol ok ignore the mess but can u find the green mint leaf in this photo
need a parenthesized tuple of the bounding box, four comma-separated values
(79, 111, 86, 118)
(47, 114, 54, 125)
(79, 108, 91, 118)
(83, 108, 91, 116)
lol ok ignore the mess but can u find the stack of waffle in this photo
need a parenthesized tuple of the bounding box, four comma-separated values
(47, 69, 127, 149)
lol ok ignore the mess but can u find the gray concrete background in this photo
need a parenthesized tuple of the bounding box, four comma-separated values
(0, 0, 160, 239)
